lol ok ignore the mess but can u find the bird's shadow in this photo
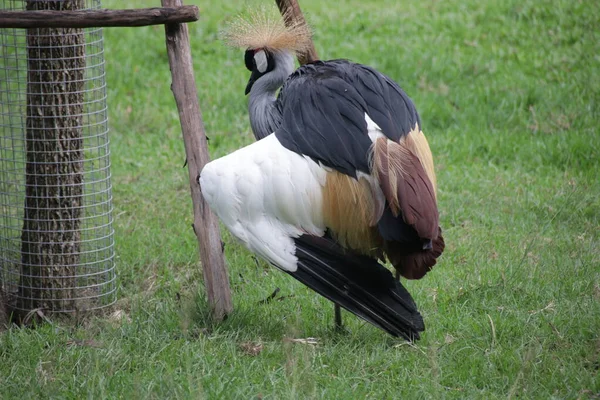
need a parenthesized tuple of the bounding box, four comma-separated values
(184, 292, 406, 348)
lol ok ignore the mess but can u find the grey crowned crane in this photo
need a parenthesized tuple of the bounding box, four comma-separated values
(199, 12, 444, 340)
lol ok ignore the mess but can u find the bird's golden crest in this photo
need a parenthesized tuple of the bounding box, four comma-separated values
(221, 7, 313, 54)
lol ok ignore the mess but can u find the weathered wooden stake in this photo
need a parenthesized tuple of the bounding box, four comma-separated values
(162, 0, 232, 320)
(275, 0, 319, 64)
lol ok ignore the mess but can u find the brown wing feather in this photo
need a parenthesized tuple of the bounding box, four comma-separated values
(371, 135, 438, 241)
(394, 150, 438, 240)
(407, 128, 437, 196)
(371, 129, 443, 279)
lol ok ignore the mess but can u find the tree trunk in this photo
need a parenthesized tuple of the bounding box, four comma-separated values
(18, 0, 86, 313)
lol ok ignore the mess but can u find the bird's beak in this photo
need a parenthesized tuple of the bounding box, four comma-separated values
(245, 69, 261, 95)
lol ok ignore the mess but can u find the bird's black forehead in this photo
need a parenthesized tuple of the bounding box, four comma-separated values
(244, 49, 254, 71)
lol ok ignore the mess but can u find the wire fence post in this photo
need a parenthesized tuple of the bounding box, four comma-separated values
(0, 0, 116, 318)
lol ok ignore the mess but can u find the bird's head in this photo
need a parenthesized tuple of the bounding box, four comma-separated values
(244, 47, 275, 94)
(243, 47, 296, 94)
(222, 8, 312, 95)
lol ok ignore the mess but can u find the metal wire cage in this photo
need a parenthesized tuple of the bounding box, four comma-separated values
(0, 0, 115, 314)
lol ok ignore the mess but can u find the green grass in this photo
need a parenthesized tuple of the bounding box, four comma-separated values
(1, 0, 599, 398)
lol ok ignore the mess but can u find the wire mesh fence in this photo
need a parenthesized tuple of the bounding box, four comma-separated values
(0, 0, 115, 314)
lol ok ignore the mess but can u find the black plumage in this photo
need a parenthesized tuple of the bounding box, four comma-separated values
(275, 60, 421, 177)
(290, 234, 424, 340)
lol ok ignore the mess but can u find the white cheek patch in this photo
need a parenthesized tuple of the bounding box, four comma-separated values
(254, 50, 268, 73)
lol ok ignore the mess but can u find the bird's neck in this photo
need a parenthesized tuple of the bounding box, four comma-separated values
(248, 89, 280, 140)
(248, 51, 295, 140)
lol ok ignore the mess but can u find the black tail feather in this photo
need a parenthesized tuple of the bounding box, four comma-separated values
(287, 234, 425, 340)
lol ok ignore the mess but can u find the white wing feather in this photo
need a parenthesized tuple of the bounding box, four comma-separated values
(199, 134, 326, 272)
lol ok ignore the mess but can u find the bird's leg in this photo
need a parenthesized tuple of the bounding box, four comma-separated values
(395, 269, 401, 282)
(334, 303, 343, 330)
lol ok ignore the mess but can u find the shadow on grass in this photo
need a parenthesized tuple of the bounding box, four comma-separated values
(186, 290, 409, 349)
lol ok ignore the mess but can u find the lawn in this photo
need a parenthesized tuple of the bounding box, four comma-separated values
(1, 0, 599, 398)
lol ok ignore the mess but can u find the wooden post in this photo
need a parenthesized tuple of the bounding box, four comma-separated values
(275, 0, 319, 64)
(162, 0, 232, 320)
